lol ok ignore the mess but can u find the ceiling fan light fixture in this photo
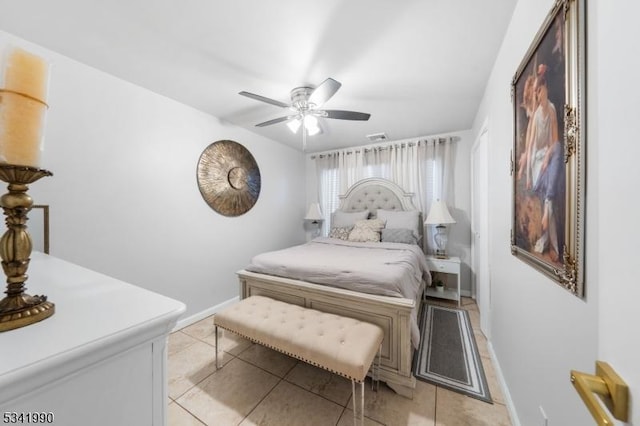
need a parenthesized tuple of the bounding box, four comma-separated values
(304, 114, 318, 127)
(303, 115, 320, 135)
(239, 77, 370, 139)
(287, 118, 302, 134)
(285, 115, 319, 135)
(306, 122, 320, 136)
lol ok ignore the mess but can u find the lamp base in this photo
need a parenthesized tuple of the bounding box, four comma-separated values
(433, 225, 449, 259)
(0, 164, 55, 332)
(434, 250, 449, 259)
(0, 294, 55, 332)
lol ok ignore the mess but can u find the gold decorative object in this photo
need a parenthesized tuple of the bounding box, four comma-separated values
(571, 361, 629, 425)
(554, 248, 577, 294)
(564, 105, 577, 162)
(0, 164, 54, 332)
(197, 140, 261, 217)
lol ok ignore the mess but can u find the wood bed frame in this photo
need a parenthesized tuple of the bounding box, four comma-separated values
(237, 178, 425, 398)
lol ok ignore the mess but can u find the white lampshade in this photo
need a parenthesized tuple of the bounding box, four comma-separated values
(304, 203, 324, 221)
(425, 200, 456, 225)
(287, 118, 302, 133)
(304, 115, 320, 136)
(287, 115, 320, 136)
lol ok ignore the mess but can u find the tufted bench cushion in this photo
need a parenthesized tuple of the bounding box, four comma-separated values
(214, 295, 384, 383)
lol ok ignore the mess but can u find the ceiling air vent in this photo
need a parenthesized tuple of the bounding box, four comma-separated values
(366, 132, 388, 142)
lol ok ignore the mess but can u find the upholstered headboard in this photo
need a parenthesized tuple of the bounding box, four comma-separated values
(338, 178, 417, 214)
(334, 178, 423, 243)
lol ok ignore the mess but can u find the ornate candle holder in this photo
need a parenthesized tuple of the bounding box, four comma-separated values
(0, 164, 54, 332)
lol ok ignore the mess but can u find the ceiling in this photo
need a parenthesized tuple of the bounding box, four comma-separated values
(0, 0, 517, 153)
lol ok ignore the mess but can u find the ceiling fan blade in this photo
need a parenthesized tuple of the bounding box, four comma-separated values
(239, 91, 290, 108)
(308, 78, 342, 107)
(255, 116, 295, 127)
(322, 110, 371, 121)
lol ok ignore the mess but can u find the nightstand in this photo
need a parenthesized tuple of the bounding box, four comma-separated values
(424, 255, 461, 306)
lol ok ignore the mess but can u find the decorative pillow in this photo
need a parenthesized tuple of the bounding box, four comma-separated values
(348, 227, 380, 243)
(329, 226, 353, 240)
(381, 228, 418, 245)
(332, 210, 370, 227)
(355, 218, 385, 231)
(348, 218, 385, 243)
(377, 210, 420, 240)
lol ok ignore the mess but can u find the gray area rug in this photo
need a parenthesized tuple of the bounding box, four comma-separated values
(413, 303, 492, 403)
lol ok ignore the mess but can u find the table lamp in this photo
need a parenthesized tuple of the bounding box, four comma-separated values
(304, 203, 324, 237)
(425, 200, 456, 258)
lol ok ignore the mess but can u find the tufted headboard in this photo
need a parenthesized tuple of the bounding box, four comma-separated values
(334, 178, 423, 243)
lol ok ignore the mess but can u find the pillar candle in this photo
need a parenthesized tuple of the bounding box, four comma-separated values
(0, 46, 50, 168)
(2, 47, 50, 102)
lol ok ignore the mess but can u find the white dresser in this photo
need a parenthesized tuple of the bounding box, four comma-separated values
(0, 252, 185, 426)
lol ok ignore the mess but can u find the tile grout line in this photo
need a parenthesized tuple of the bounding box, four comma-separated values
(239, 373, 285, 425)
(170, 327, 237, 401)
(173, 328, 252, 425)
(218, 332, 355, 409)
(171, 399, 207, 426)
(232, 352, 362, 423)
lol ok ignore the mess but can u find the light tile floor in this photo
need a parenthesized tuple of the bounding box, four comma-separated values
(168, 297, 513, 426)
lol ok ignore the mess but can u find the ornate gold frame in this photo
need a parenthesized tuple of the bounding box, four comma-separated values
(510, 0, 586, 297)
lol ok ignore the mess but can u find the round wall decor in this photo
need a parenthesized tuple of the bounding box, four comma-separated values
(196, 140, 261, 216)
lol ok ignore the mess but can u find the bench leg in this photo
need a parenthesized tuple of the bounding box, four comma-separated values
(372, 344, 382, 392)
(215, 325, 220, 369)
(352, 380, 364, 426)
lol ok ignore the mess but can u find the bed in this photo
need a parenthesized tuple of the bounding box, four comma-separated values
(237, 178, 430, 398)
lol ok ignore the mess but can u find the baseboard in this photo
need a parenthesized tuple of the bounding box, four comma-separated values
(487, 341, 521, 426)
(172, 296, 239, 332)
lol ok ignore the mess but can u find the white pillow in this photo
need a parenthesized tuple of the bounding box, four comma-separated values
(332, 210, 370, 227)
(348, 218, 385, 243)
(376, 210, 420, 239)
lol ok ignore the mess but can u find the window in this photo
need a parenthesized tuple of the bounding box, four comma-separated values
(314, 138, 453, 236)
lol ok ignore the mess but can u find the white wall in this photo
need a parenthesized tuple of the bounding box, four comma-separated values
(471, 1, 597, 425)
(305, 129, 474, 295)
(0, 31, 307, 322)
(594, 1, 640, 424)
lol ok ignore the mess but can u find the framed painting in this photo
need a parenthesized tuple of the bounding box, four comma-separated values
(511, 0, 585, 297)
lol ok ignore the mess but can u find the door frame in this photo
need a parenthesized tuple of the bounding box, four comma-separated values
(471, 120, 491, 338)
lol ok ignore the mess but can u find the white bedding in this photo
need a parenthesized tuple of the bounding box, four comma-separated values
(245, 237, 431, 347)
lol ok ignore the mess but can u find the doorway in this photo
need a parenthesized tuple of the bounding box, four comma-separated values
(471, 125, 491, 338)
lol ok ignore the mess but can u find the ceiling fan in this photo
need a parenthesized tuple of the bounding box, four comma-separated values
(239, 78, 371, 137)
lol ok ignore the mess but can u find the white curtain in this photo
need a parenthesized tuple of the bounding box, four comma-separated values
(314, 137, 455, 248)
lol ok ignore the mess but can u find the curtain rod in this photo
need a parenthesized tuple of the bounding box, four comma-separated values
(309, 136, 457, 160)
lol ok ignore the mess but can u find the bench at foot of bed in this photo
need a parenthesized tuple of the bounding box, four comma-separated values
(237, 270, 420, 399)
(214, 295, 384, 426)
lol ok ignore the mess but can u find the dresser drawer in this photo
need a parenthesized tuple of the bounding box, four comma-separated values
(426, 258, 459, 274)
